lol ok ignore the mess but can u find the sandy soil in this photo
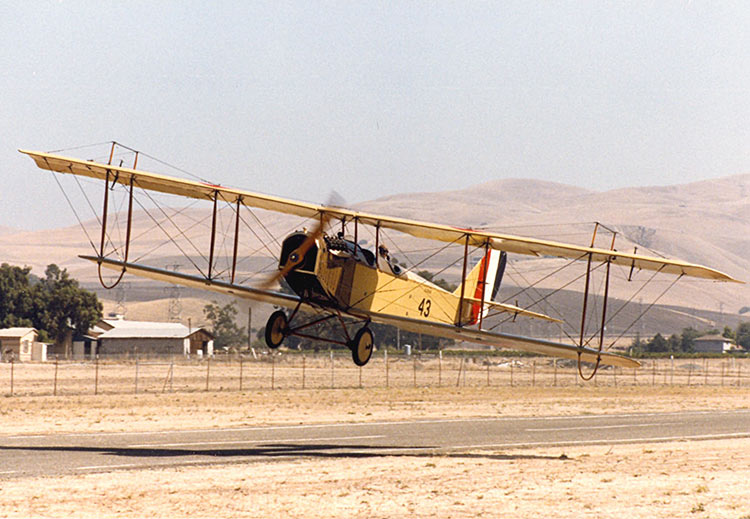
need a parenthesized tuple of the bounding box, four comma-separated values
(2, 386, 749, 518)
(1, 439, 749, 518)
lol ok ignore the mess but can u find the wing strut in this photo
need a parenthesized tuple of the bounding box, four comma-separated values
(478, 240, 490, 330)
(208, 190, 218, 280)
(231, 196, 242, 284)
(457, 234, 470, 327)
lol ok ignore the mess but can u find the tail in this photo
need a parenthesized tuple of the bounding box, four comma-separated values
(453, 249, 507, 325)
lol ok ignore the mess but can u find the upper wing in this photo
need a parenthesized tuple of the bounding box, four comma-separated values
(90, 256, 636, 368)
(22, 149, 741, 283)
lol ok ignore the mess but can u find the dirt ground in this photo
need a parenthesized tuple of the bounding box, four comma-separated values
(1, 386, 749, 518)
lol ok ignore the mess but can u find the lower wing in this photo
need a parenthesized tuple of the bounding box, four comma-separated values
(89, 256, 639, 368)
(362, 312, 639, 368)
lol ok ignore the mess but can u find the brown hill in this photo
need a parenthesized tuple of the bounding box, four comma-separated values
(0, 174, 747, 338)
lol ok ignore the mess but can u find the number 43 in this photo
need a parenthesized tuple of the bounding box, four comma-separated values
(418, 298, 431, 317)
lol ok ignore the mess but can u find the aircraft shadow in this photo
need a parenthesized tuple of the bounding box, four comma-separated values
(0, 443, 568, 462)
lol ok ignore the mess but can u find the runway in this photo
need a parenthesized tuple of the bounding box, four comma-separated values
(2, 409, 749, 479)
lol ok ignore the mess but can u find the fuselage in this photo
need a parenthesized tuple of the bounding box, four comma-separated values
(278, 232, 466, 325)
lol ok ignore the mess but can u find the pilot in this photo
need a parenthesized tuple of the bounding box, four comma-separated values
(379, 245, 402, 275)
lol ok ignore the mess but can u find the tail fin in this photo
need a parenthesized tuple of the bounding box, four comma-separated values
(453, 249, 507, 325)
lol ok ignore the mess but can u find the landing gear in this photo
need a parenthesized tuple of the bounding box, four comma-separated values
(349, 327, 374, 367)
(265, 310, 288, 349)
(265, 307, 374, 366)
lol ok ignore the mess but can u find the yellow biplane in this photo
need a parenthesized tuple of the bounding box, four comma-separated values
(20, 145, 740, 373)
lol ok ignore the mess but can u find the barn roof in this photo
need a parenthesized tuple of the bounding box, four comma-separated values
(694, 335, 733, 342)
(0, 327, 37, 338)
(99, 320, 211, 339)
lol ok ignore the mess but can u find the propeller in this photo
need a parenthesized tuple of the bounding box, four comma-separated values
(261, 191, 345, 289)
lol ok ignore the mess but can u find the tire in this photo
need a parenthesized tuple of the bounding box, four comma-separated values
(350, 327, 374, 367)
(265, 310, 288, 349)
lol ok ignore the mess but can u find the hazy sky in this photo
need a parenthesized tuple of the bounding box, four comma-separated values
(2, 1, 750, 230)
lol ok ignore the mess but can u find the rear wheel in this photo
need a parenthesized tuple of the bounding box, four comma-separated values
(350, 327, 374, 367)
(265, 310, 288, 349)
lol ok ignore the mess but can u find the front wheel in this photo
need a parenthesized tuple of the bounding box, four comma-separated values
(265, 310, 288, 349)
(350, 327, 374, 367)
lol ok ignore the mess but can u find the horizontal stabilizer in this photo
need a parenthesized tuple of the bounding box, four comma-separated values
(462, 297, 562, 323)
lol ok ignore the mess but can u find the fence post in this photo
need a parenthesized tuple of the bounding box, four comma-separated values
(456, 357, 463, 387)
(531, 361, 536, 387)
(670, 356, 674, 386)
(162, 362, 173, 393)
(239, 358, 243, 392)
(438, 350, 442, 387)
(704, 358, 708, 386)
(9, 356, 14, 396)
(385, 349, 389, 388)
(687, 364, 692, 386)
(53, 356, 59, 396)
(302, 354, 306, 389)
(271, 353, 275, 390)
(613, 366, 617, 387)
(205, 356, 211, 391)
(94, 355, 99, 395)
(553, 359, 557, 387)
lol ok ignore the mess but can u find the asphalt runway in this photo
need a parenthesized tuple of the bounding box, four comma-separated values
(2, 409, 749, 479)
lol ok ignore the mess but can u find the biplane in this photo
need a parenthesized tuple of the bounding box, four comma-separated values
(20, 145, 741, 375)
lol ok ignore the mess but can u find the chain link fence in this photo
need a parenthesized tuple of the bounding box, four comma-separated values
(2, 352, 749, 397)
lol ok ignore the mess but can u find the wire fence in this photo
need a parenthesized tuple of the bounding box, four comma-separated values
(2, 353, 749, 397)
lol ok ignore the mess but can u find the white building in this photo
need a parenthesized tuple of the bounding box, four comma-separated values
(73, 319, 214, 359)
(693, 335, 742, 354)
(0, 328, 46, 362)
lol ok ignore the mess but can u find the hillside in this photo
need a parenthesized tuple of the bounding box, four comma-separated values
(0, 173, 747, 339)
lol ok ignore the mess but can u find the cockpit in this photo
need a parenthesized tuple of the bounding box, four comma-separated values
(324, 233, 403, 275)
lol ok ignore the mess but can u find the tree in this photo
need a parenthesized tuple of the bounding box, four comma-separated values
(645, 333, 669, 353)
(736, 322, 750, 349)
(35, 264, 102, 346)
(203, 301, 247, 350)
(0, 263, 101, 347)
(722, 325, 735, 340)
(0, 264, 35, 328)
(679, 327, 700, 353)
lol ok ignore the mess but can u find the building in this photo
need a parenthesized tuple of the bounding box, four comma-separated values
(693, 335, 742, 354)
(92, 319, 214, 358)
(0, 328, 46, 362)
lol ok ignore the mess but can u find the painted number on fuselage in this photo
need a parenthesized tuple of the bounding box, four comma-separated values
(418, 298, 431, 318)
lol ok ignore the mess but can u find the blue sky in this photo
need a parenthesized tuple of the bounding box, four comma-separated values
(2, 1, 750, 229)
